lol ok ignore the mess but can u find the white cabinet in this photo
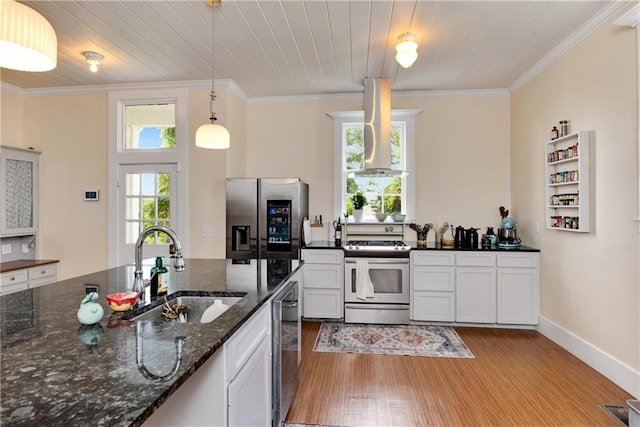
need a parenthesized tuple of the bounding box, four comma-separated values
(0, 146, 40, 237)
(0, 263, 57, 295)
(409, 250, 539, 326)
(497, 253, 540, 325)
(455, 252, 496, 323)
(143, 303, 271, 427)
(410, 252, 455, 321)
(456, 267, 496, 323)
(545, 131, 590, 232)
(227, 335, 271, 426)
(301, 249, 343, 319)
(0, 270, 28, 295)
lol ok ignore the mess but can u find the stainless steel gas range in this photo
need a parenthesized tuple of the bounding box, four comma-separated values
(343, 240, 411, 324)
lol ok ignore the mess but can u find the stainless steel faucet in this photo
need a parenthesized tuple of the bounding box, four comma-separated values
(132, 225, 185, 300)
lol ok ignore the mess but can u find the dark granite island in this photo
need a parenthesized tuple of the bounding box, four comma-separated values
(0, 258, 300, 426)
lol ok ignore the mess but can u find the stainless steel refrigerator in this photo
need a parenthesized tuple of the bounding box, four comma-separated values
(226, 178, 309, 260)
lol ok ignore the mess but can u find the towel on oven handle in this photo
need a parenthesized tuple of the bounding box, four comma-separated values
(355, 259, 375, 300)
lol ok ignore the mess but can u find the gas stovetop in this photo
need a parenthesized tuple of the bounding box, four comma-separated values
(343, 240, 411, 257)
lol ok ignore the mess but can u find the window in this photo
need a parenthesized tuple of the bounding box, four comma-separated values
(108, 89, 188, 267)
(124, 103, 176, 150)
(329, 109, 420, 221)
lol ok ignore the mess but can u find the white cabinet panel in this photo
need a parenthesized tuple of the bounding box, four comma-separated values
(301, 249, 344, 319)
(497, 253, 539, 268)
(303, 264, 342, 289)
(411, 252, 455, 266)
(303, 289, 342, 319)
(497, 268, 539, 325)
(226, 304, 269, 379)
(456, 252, 496, 267)
(456, 267, 496, 323)
(412, 291, 455, 322)
(227, 335, 271, 427)
(0, 270, 28, 295)
(412, 266, 455, 291)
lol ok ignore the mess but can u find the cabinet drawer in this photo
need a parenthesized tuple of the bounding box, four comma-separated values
(0, 280, 28, 295)
(1, 270, 28, 287)
(28, 265, 57, 280)
(412, 266, 455, 291)
(411, 291, 455, 322)
(497, 253, 539, 268)
(226, 304, 270, 379)
(303, 264, 342, 289)
(302, 249, 343, 264)
(411, 252, 455, 266)
(303, 289, 343, 319)
(456, 252, 496, 267)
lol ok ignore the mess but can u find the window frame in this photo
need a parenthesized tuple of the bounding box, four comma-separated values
(329, 109, 420, 221)
(108, 88, 189, 268)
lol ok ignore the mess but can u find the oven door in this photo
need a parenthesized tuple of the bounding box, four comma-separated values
(344, 258, 410, 304)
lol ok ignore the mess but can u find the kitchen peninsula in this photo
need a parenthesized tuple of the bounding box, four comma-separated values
(0, 258, 300, 426)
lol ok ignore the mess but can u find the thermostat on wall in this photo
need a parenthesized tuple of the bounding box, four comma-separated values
(84, 189, 99, 201)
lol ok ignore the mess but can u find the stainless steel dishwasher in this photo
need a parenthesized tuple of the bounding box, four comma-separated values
(272, 278, 299, 426)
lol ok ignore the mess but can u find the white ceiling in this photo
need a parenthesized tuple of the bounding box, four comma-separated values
(0, 1, 631, 97)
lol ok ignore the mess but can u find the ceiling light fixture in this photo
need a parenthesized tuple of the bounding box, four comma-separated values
(0, 0, 57, 72)
(195, 0, 230, 150)
(395, 32, 418, 68)
(82, 51, 103, 73)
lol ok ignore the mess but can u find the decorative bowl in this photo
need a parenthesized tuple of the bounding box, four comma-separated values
(106, 292, 139, 312)
(375, 213, 387, 222)
(391, 214, 406, 222)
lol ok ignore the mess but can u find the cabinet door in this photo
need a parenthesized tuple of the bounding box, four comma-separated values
(227, 335, 271, 427)
(456, 267, 496, 323)
(497, 268, 539, 325)
(303, 289, 342, 319)
(0, 270, 28, 295)
(303, 264, 342, 289)
(412, 291, 455, 321)
(1, 147, 40, 237)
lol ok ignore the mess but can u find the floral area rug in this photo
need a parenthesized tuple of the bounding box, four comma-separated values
(313, 323, 474, 358)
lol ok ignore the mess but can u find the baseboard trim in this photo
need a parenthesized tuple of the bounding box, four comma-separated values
(537, 316, 640, 398)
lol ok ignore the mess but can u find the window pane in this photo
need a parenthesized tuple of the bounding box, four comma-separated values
(125, 197, 140, 220)
(157, 173, 170, 196)
(142, 198, 156, 220)
(141, 173, 156, 195)
(126, 221, 139, 244)
(124, 104, 176, 150)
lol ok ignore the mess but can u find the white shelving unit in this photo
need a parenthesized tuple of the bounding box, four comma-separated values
(545, 131, 591, 232)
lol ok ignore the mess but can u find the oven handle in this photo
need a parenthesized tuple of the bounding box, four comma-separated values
(344, 303, 409, 310)
(345, 260, 409, 265)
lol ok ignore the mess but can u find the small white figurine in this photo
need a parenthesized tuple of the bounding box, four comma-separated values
(77, 292, 104, 325)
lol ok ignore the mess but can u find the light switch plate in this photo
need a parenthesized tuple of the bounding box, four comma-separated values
(1, 244, 11, 255)
(201, 227, 214, 237)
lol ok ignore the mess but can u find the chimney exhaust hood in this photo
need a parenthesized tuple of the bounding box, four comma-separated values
(352, 77, 405, 177)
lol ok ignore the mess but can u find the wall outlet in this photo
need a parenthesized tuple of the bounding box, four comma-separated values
(1, 244, 11, 255)
(201, 227, 214, 238)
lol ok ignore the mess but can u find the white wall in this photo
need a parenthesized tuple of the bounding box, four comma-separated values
(511, 17, 639, 378)
(246, 93, 511, 237)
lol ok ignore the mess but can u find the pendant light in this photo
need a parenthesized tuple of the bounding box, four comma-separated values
(0, 0, 57, 72)
(195, 0, 230, 149)
(395, 32, 418, 69)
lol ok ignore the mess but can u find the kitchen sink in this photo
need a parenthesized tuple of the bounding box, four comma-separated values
(124, 292, 246, 323)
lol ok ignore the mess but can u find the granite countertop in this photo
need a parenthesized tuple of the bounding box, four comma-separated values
(304, 241, 540, 252)
(0, 258, 300, 426)
(1, 259, 60, 274)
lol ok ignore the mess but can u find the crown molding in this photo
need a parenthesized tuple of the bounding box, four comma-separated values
(0, 78, 247, 100)
(510, 1, 635, 93)
(613, 3, 640, 27)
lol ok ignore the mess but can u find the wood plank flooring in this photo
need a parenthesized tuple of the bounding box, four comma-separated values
(286, 321, 632, 426)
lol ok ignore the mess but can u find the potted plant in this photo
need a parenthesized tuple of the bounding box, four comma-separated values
(351, 192, 366, 222)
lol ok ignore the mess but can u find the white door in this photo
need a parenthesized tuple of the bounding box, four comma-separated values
(116, 163, 178, 267)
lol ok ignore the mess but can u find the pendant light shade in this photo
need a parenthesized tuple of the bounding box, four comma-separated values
(195, 122, 230, 149)
(196, 0, 229, 149)
(0, 0, 57, 72)
(395, 32, 418, 69)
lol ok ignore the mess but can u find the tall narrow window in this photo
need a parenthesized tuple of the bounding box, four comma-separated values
(125, 172, 172, 244)
(329, 110, 419, 221)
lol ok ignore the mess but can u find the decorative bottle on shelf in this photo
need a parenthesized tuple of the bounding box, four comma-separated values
(550, 126, 559, 140)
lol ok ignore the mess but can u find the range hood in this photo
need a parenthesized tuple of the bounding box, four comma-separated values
(352, 77, 404, 177)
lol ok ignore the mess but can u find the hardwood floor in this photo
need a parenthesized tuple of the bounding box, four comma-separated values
(286, 321, 632, 426)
